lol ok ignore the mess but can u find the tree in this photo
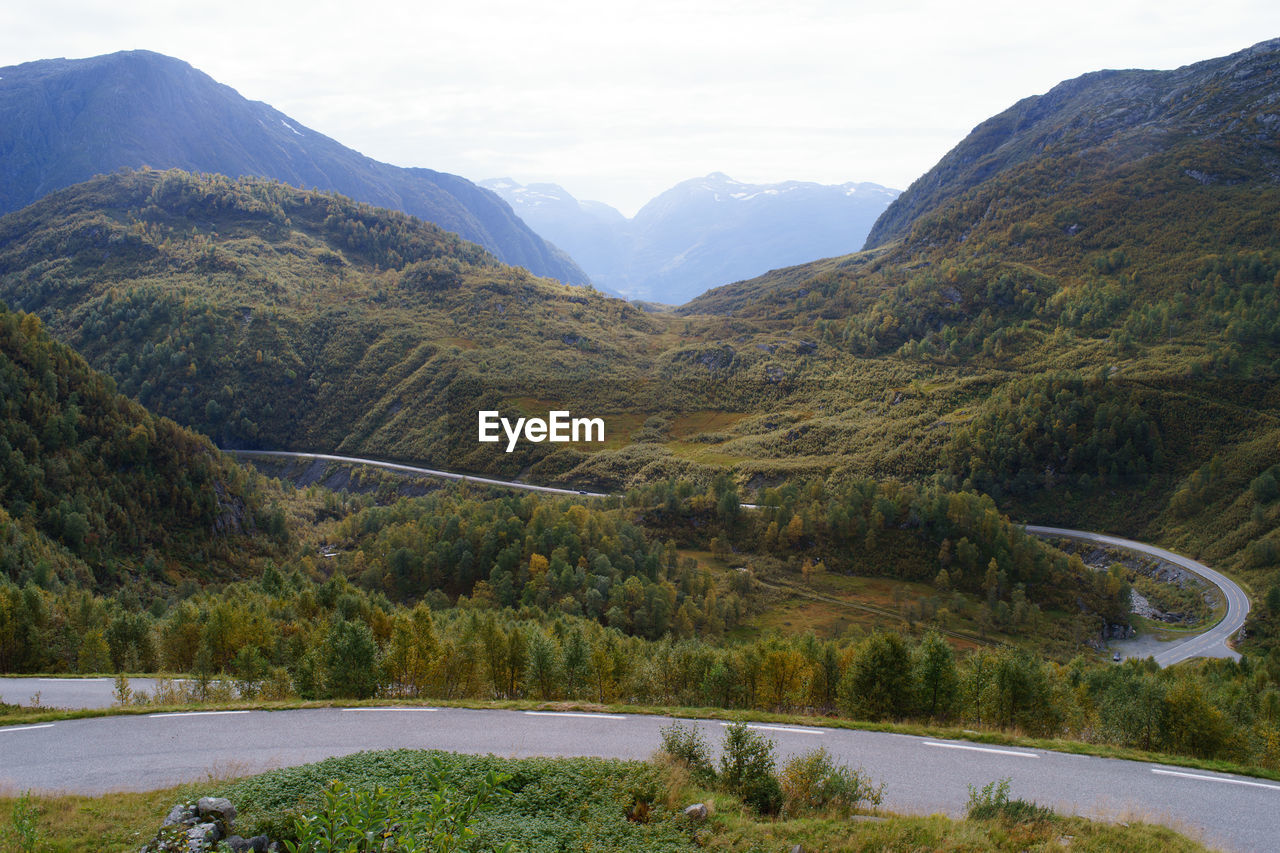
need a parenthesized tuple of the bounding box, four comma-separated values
(525, 629, 560, 699)
(840, 632, 914, 721)
(324, 617, 380, 699)
(913, 630, 959, 720)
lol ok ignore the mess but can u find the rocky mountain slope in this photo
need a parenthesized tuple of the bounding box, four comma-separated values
(0, 50, 588, 285)
(865, 37, 1280, 249)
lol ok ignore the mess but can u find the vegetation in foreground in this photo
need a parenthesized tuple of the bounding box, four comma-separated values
(0, 741, 1214, 853)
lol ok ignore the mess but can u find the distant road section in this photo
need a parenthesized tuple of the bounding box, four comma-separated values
(231, 451, 1249, 667)
(231, 450, 609, 498)
(1026, 526, 1248, 666)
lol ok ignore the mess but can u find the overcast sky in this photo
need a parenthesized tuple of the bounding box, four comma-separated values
(3, 0, 1278, 215)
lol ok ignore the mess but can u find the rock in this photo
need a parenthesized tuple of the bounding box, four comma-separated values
(790, 846, 805, 853)
(187, 822, 220, 850)
(197, 797, 237, 824)
(248, 836, 270, 853)
(224, 836, 250, 853)
(683, 802, 709, 820)
(163, 803, 194, 826)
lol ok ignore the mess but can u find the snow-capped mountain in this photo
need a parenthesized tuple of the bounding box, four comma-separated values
(484, 173, 898, 305)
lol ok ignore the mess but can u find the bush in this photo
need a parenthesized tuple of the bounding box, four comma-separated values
(658, 722, 715, 784)
(718, 723, 782, 815)
(282, 763, 511, 853)
(965, 777, 1054, 823)
(779, 748, 884, 817)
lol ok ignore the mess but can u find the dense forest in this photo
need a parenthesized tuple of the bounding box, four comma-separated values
(0, 303, 283, 593)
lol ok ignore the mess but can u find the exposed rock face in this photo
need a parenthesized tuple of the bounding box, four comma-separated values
(865, 38, 1280, 249)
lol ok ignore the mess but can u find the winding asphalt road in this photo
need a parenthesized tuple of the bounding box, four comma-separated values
(0, 706, 1276, 851)
(8, 450, 1240, 846)
(1025, 526, 1248, 666)
(235, 450, 1248, 667)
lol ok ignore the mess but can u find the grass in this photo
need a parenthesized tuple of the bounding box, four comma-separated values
(0, 750, 1214, 853)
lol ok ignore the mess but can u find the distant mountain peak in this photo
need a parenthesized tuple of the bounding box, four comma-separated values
(0, 50, 589, 285)
(488, 174, 899, 305)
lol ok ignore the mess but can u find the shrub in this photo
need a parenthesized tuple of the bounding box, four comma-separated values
(282, 764, 511, 853)
(658, 722, 715, 784)
(778, 748, 884, 817)
(718, 723, 782, 815)
(1, 790, 40, 853)
(965, 777, 1054, 823)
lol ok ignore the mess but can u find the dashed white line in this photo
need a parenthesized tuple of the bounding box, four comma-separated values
(1152, 768, 1280, 791)
(924, 741, 1038, 758)
(342, 707, 439, 712)
(148, 710, 252, 718)
(523, 711, 626, 719)
(0, 724, 54, 733)
(720, 722, 825, 735)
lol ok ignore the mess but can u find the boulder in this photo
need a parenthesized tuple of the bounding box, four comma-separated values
(197, 797, 237, 824)
(163, 803, 194, 827)
(186, 822, 220, 851)
(683, 802, 709, 820)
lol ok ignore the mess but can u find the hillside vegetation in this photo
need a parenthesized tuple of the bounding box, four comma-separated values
(0, 50, 588, 284)
(0, 304, 281, 606)
(3, 43, 1280, 657)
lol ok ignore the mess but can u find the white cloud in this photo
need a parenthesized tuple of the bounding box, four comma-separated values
(3, 0, 1278, 214)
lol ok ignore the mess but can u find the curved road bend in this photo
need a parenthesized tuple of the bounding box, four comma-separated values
(0, 707, 1276, 852)
(1026, 526, 1248, 666)
(233, 451, 1249, 667)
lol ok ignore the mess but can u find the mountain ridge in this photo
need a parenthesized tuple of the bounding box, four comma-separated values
(484, 172, 898, 304)
(0, 49, 589, 285)
(865, 36, 1280, 249)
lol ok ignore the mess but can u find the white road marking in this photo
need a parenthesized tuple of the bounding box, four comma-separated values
(148, 711, 252, 718)
(720, 722, 825, 735)
(523, 711, 626, 719)
(924, 741, 1038, 758)
(0, 724, 55, 733)
(342, 707, 439, 712)
(1152, 768, 1280, 791)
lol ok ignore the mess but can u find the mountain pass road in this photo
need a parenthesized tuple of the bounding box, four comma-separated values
(0, 707, 1276, 851)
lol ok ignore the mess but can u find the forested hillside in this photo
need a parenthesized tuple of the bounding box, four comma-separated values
(3, 42, 1280, 663)
(0, 50, 588, 285)
(673, 38, 1280, 600)
(0, 304, 281, 598)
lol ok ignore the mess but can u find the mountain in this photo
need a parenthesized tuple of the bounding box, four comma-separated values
(0, 302, 280, 597)
(6, 37, 1280, 591)
(0, 169, 667, 482)
(676, 38, 1280, 585)
(864, 37, 1280, 249)
(0, 50, 588, 285)
(483, 173, 898, 304)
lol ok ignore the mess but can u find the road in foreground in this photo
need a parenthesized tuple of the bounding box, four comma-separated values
(0, 707, 1275, 852)
(1026, 526, 1247, 666)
